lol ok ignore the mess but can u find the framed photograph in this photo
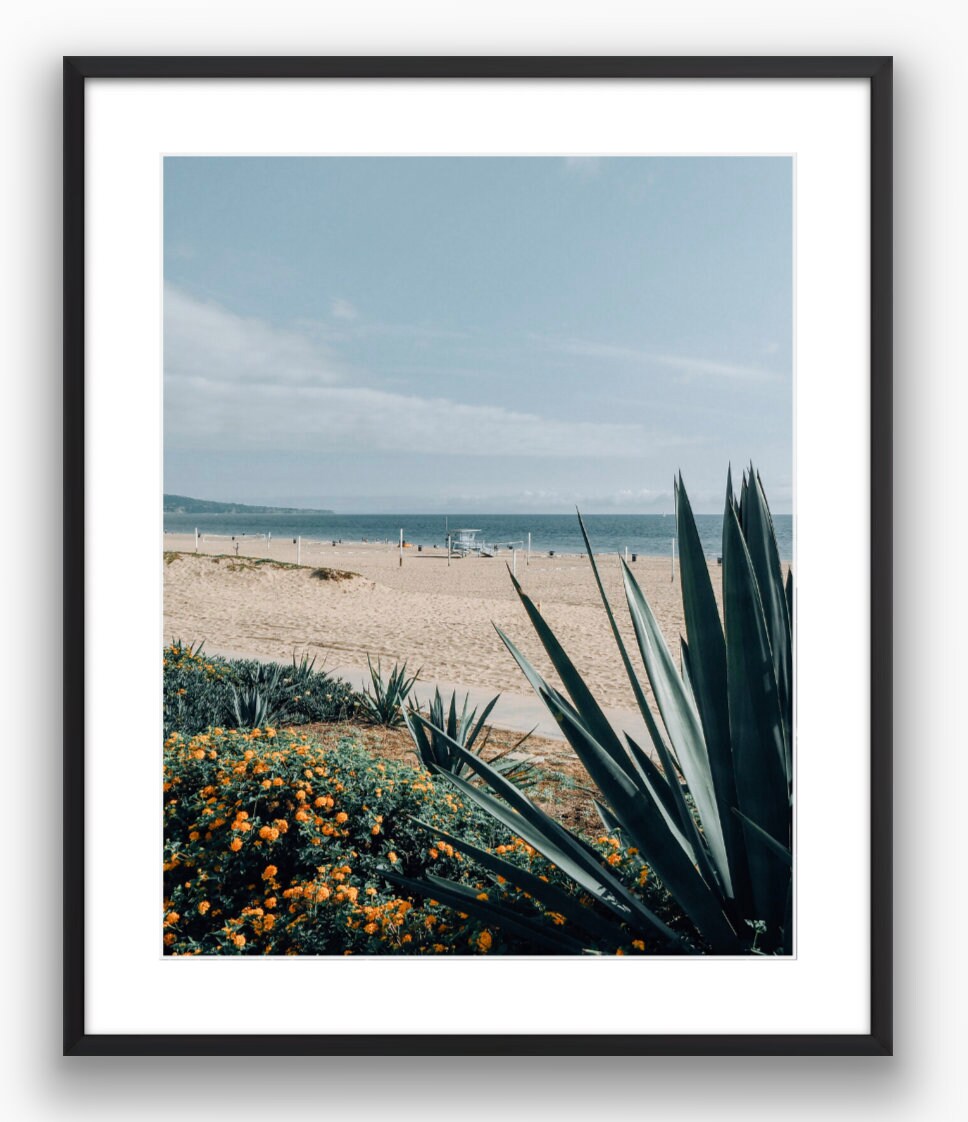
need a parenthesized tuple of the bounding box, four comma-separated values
(64, 56, 892, 1056)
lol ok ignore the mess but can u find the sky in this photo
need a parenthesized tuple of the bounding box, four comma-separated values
(164, 156, 792, 513)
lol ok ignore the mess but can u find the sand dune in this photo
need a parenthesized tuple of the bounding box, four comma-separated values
(163, 534, 730, 712)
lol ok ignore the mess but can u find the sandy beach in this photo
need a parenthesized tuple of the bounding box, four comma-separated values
(163, 533, 733, 717)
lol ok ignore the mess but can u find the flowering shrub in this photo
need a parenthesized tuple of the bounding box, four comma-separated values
(163, 644, 364, 738)
(163, 727, 663, 955)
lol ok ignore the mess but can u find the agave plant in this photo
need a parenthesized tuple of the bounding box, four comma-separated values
(358, 657, 420, 727)
(403, 689, 539, 788)
(384, 467, 792, 955)
(229, 685, 273, 729)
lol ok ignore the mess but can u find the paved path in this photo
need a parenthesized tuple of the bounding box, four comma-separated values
(330, 663, 654, 749)
(204, 645, 654, 748)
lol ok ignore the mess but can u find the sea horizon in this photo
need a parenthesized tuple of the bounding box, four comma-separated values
(164, 510, 794, 561)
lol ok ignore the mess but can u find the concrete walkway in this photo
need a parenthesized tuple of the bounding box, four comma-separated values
(330, 663, 654, 749)
(203, 645, 654, 749)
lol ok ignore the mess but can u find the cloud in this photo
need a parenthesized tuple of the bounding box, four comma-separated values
(330, 297, 359, 320)
(541, 336, 776, 382)
(165, 288, 682, 459)
(165, 285, 348, 389)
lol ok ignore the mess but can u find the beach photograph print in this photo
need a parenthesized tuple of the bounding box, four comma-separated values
(162, 156, 794, 958)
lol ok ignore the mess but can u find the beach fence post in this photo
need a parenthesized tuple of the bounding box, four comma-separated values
(447, 533, 451, 567)
(625, 546, 629, 563)
(527, 531, 531, 566)
(194, 527, 198, 553)
(512, 548, 517, 578)
(296, 535, 301, 565)
(671, 537, 676, 581)
(399, 528, 403, 567)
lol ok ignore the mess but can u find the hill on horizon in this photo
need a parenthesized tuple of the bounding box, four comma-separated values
(163, 494, 334, 516)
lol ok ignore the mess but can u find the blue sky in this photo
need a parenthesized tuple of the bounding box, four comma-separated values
(164, 156, 792, 513)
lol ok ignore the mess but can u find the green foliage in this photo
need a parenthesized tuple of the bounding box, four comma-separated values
(163, 727, 664, 955)
(163, 644, 364, 738)
(404, 689, 540, 788)
(163, 641, 236, 739)
(230, 686, 274, 729)
(404, 688, 495, 773)
(395, 466, 793, 955)
(358, 657, 419, 727)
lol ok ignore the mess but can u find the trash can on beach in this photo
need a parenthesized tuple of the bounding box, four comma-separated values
(631, 553, 637, 562)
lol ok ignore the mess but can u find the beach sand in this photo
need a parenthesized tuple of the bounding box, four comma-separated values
(163, 533, 729, 717)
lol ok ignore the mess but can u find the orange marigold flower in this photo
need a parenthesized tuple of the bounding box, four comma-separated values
(233, 934, 246, 948)
(335, 812, 348, 824)
(264, 897, 277, 909)
(632, 939, 646, 951)
(164, 911, 180, 926)
(475, 930, 493, 953)
(188, 831, 200, 841)
(371, 824, 381, 836)
(272, 777, 283, 787)
(262, 865, 278, 880)
(198, 901, 210, 915)
(164, 932, 176, 945)
(387, 852, 398, 863)
(606, 853, 621, 866)
(229, 838, 243, 852)
(364, 922, 379, 935)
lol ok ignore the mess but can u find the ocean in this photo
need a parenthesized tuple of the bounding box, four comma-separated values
(164, 511, 793, 561)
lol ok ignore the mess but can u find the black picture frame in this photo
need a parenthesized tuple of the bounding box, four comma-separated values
(63, 54, 892, 1058)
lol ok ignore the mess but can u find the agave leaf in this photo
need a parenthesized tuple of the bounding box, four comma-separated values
(408, 817, 626, 946)
(380, 867, 587, 953)
(621, 561, 733, 898)
(622, 734, 681, 826)
(465, 694, 500, 754)
(548, 701, 741, 952)
(722, 499, 790, 930)
(427, 732, 683, 940)
(506, 572, 633, 775)
(742, 471, 793, 778)
(676, 474, 751, 910)
(732, 809, 792, 867)
(494, 625, 737, 946)
(574, 510, 675, 765)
